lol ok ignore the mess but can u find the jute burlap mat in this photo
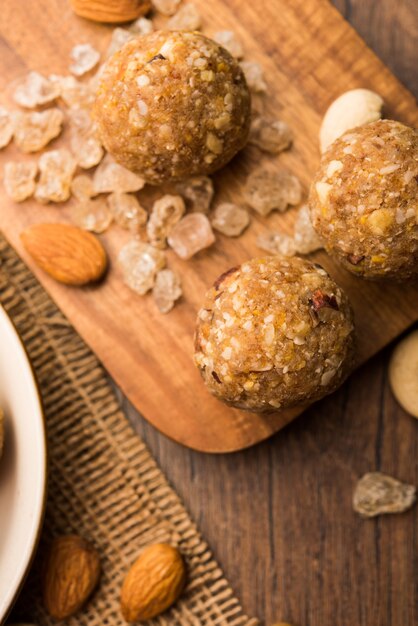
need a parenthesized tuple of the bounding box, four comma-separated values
(0, 234, 258, 626)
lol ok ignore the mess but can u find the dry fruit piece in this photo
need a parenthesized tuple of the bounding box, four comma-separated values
(166, 3, 202, 30)
(93, 31, 251, 184)
(153, 0, 181, 15)
(389, 330, 418, 418)
(309, 120, 418, 280)
(14, 108, 64, 153)
(153, 269, 182, 313)
(4, 161, 38, 202)
(147, 194, 185, 248)
(320, 89, 384, 152)
(13, 71, 60, 108)
(108, 192, 148, 232)
(118, 240, 166, 295)
(194, 256, 355, 412)
(245, 168, 302, 216)
(257, 232, 296, 257)
(249, 117, 293, 153)
(93, 154, 145, 193)
(120, 543, 186, 622)
(168, 213, 215, 259)
(353, 472, 416, 518)
(43, 535, 101, 619)
(211, 202, 250, 237)
(174, 176, 214, 213)
(35, 149, 76, 203)
(21, 223, 107, 285)
(0, 107, 15, 148)
(69, 109, 104, 169)
(71, 174, 96, 200)
(69, 44, 100, 76)
(70, 0, 151, 23)
(49, 74, 95, 109)
(129, 16, 154, 34)
(71, 197, 113, 233)
(240, 61, 267, 92)
(213, 31, 244, 59)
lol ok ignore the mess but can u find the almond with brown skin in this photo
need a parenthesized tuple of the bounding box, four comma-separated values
(43, 535, 101, 619)
(120, 543, 186, 622)
(21, 223, 107, 286)
(70, 0, 151, 23)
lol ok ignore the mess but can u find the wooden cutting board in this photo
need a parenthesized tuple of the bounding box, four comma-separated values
(0, 0, 417, 453)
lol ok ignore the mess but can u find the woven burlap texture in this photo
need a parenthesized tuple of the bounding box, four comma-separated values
(0, 235, 258, 626)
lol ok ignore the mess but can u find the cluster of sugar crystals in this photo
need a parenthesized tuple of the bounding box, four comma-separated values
(4, 161, 38, 202)
(168, 213, 215, 259)
(167, 3, 202, 30)
(70, 174, 96, 200)
(174, 176, 214, 213)
(211, 202, 250, 237)
(13, 72, 60, 108)
(213, 31, 244, 58)
(35, 149, 76, 203)
(153, 269, 182, 313)
(249, 117, 293, 153)
(147, 195, 186, 248)
(0, 107, 15, 148)
(257, 205, 323, 257)
(108, 192, 148, 232)
(69, 43, 100, 76)
(153, 0, 182, 15)
(69, 109, 104, 169)
(240, 61, 267, 92)
(93, 155, 145, 193)
(118, 240, 166, 295)
(14, 109, 64, 153)
(245, 168, 302, 215)
(71, 197, 113, 233)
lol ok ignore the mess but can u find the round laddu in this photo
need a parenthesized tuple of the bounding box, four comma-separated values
(309, 119, 418, 280)
(93, 31, 251, 184)
(194, 256, 355, 412)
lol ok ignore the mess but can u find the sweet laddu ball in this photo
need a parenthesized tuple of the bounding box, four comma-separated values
(309, 119, 418, 280)
(93, 31, 251, 184)
(194, 256, 355, 412)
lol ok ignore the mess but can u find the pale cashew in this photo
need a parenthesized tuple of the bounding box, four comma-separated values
(389, 330, 418, 418)
(319, 88, 384, 152)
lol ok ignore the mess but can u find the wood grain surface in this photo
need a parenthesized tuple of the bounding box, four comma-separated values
(122, 2, 417, 625)
(0, 0, 418, 452)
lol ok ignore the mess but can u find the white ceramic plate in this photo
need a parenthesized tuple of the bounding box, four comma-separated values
(0, 304, 47, 622)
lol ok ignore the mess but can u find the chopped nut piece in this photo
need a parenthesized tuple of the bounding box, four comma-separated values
(69, 109, 104, 169)
(167, 3, 202, 30)
(13, 71, 60, 108)
(0, 107, 15, 149)
(147, 195, 186, 248)
(211, 202, 250, 237)
(105, 28, 135, 58)
(353, 472, 416, 518)
(93, 154, 145, 193)
(71, 174, 96, 200)
(108, 192, 148, 232)
(213, 31, 244, 58)
(118, 240, 166, 295)
(153, 0, 181, 15)
(153, 268, 182, 313)
(174, 176, 214, 213)
(69, 43, 100, 76)
(50, 74, 95, 109)
(293, 204, 323, 254)
(4, 161, 38, 202)
(14, 108, 64, 153)
(71, 197, 113, 233)
(240, 61, 267, 92)
(129, 16, 154, 35)
(168, 213, 215, 259)
(35, 149, 77, 203)
(257, 232, 296, 257)
(245, 168, 302, 216)
(249, 117, 293, 153)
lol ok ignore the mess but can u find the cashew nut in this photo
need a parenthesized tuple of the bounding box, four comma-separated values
(319, 88, 384, 152)
(389, 330, 418, 418)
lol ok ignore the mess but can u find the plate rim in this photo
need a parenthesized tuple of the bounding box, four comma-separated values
(0, 303, 48, 622)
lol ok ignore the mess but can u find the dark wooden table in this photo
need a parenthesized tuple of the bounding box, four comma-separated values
(119, 2, 418, 625)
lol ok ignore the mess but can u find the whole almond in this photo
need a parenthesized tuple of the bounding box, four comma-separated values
(43, 535, 101, 619)
(120, 543, 186, 622)
(70, 0, 151, 23)
(21, 223, 107, 285)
